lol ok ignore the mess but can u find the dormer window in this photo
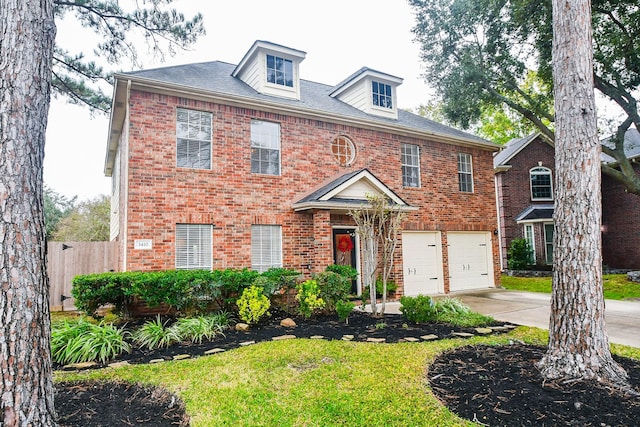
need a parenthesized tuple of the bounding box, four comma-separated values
(372, 81, 393, 109)
(530, 166, 553, 200)
(266, 55, 293, 87)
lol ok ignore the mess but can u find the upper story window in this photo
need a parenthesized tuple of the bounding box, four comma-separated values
(331, 135, 356, 166)
(530, 167, 553, 200)
(372, 81, 392, 109)
(401, 143, 420, 188)
(175, 224, 212, 270)
(266, 54, 293, 87)
(457, 153, 474, 193)
(251, 120, 281, 175)
(176, 108, 212, 170)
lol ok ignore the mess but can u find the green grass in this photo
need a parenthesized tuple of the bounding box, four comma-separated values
(501, 274, 640, 300)
(53, 328, 556, 426)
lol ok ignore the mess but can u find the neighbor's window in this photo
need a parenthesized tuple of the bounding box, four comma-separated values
(524, 224, 536, 264)
(372, 81, 392, 109)
(266, 54, 293, 87)
(331, 135, 356, 166)
(251, 225, 282, 272)
(457, 153, 474, 193)
(401, 143, 420, 188)
(544, 223, 554, 265)
(176, 108, 212, 170)
(175, 224, 212, 270)
(251, 120, 281, 175)
(530, 167, 553, 200)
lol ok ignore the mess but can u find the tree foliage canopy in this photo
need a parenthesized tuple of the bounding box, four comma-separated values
(52, 0, 205, 113)
(52, 194, 110, 241)
(409, 0, 640, 194)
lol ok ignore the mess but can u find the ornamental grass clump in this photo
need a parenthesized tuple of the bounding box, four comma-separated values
(131, 315, 181, 350)
(237, 285, 271, 324)
(172, 314, 228, 344)
(51, 317, 131, 365)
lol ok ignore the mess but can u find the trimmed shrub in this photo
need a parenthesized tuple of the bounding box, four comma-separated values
(236, 285, 271, 324)
(314, 271, 351, 312)
(325, 264, 358, 281)
(507, 238, 533, 270)
(295, 279, 326, 318)
(399, 295, 437, 323)
(335, 299, 355, 324)
(362, 277, 398, 299)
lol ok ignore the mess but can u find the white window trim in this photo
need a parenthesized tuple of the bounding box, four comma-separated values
(175, 224, 213, 270)
(250, 120, 281, 176)
(176, 108, 212, 170)
(530, 166, 554, 201)
(543, 222, 554, 265)
(265, 54, 295, 90)
(401, 143, 420, 188)
(458, 153, 474, 193)
(524, 224, 536, 264)
(371, 80, 393, 110)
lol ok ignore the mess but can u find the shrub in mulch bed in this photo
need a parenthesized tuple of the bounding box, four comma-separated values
(429, 343, 640, 426)
(55, 380, 189, 427)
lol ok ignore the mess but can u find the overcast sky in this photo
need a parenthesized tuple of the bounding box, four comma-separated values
(44, 0, 433, 201)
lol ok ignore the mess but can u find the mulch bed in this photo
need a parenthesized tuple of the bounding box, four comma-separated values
(54, 310, 640, 426)
(429, 343, 640, 426)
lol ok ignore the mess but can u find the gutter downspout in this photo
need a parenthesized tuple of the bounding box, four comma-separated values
(122, 79, 131, 271)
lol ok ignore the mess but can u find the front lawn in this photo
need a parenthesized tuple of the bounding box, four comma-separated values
(55, 328, 549, 426)
(501, 274, 640, 300)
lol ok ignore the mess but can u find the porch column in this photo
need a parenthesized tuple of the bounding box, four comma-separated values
(312, 210, 332, 273)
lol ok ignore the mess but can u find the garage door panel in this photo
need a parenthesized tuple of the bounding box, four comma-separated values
(402, 232, 443, 296)
(448, 232, 494, 291)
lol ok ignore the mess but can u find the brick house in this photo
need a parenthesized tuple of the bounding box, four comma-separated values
(104, 40, 501, 296)
(494, 129, 640, 270)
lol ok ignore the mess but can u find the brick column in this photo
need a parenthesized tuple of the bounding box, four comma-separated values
(312, 210, 333, 273)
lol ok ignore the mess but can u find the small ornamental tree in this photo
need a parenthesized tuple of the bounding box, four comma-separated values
(350, 194, 405, 316)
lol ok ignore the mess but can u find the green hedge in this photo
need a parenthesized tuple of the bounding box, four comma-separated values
(72, 268, 300, 318)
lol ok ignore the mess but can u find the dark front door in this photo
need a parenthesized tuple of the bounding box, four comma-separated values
(332, 229, 357, 294)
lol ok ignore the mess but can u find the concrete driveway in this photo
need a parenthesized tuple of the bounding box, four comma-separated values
(380, 288, 640, 348)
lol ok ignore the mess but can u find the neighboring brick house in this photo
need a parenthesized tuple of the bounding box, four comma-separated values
(494, 129, 640, 270)
(104, 40, 501, 296)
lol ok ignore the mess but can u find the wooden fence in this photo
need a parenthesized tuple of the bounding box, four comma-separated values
(48, 241, 119, 311)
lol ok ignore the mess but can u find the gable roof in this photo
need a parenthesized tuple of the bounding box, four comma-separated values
(601, 127, 640, 164)
(493, 133, 553, 169)
(494, 128, 640, 171)
(105, 59, 498, 175)
(292, 169, 417, 212)
(515, 205, 554, 223)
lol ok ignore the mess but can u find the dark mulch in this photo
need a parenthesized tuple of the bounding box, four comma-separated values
(56, 310, 640, 426)
(429, 343, 640, 426)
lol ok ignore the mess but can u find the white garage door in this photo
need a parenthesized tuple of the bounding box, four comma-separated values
(402, 232, 444, 296)
(448, 232, 494, 291)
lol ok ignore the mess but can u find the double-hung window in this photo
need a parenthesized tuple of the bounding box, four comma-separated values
(251, 120, 281, 175)
(266, 54, 293, 87)
(457, 153, 474, 193)
(530, 167, 553, 200)
(401, 143, 420, 188)
(251, 225, 282, 273)
(176, 108, 212, 169)
(175, 224, 212, 270)
(372, 81, 392, 109)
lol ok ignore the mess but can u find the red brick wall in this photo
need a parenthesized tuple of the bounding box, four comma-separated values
(602, 165, 640, 269)
(120, 90, 499, 291)
(495, 136, 556, 268)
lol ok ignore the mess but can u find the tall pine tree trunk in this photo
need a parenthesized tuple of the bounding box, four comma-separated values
(537, 0, 628, 386)
(0, 1, 57, 425)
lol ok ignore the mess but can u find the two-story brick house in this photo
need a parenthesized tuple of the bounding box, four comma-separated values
(104, 40, 501, 296)
(494, 129, 640, 270)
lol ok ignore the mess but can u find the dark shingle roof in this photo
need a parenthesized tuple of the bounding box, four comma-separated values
(515, 205, 554, 222)
(120, 61, 491, 146)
